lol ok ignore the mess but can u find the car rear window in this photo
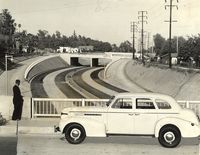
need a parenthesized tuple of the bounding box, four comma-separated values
(155, 99, 171, 109)
(136, 98, 155, 109)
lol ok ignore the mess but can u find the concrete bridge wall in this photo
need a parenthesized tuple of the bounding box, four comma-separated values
(0, 95, 31, 120)
(60, 55, 101, 67)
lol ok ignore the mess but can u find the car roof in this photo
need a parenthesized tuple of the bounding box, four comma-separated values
(113, 92, 181, 110)
(114, 92, 172, 98)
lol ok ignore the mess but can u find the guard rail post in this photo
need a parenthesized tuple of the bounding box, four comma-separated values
(82, 99, 85, 107)
(186, 101, 190, 108)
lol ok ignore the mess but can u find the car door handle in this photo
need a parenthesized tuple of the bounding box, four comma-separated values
(134, 113, 140, 116)
(128, 113, 134, 116)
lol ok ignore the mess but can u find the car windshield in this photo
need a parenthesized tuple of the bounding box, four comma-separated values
(106, 96, 115, 106)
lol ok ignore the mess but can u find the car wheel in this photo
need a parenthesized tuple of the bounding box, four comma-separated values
(65, 124, 86, 144)
(158, 125, 181, 148)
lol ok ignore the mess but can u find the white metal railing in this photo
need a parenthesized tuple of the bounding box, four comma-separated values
(177, 101, 200, 117)
(31, 98, 200, 118)
(31, 98, 109, 118)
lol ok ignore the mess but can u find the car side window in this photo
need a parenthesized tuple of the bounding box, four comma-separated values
(155, 99, 171, 109)
(136, 98, 155, 109)
(112, 98, 132, 109)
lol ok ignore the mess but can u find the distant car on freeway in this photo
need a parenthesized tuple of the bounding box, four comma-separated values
(55, 93, 200, 148)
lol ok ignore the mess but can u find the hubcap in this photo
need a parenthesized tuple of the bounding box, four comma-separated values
(164, 132, 175, 144)
(70, 128, 81, 140)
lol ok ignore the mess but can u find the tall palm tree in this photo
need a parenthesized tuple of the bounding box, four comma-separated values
(18, 24, 21, 33)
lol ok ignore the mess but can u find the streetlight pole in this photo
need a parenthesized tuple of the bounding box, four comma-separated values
(5, 54, 8, 95)
(5, 54, 13, 95)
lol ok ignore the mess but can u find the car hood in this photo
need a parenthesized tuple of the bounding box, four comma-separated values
(62, 106, 108, 114)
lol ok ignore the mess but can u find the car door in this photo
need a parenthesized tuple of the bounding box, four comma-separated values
(106, 97, 134, 134)
(133, 97, 158, 135)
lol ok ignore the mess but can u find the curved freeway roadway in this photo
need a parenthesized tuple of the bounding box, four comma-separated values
(54, 68, 84, 98)
(30, 59, 148, 99)
(30, 66, 129, 99)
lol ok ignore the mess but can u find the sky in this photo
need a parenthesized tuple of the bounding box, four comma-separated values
(0, 0, 200, 47)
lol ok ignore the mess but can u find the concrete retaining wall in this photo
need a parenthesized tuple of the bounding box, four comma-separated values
(104, 58, 122, 79)
(25, 55, 69, 82)
(59, 53, 71, 64)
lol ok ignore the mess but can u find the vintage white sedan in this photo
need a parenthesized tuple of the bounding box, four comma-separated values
(55, 93, 200, 148)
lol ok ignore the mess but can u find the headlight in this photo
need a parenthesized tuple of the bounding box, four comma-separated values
(61, 112, 68, 119)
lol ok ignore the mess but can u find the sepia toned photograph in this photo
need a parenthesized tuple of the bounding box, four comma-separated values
(0, 0, 200, 154)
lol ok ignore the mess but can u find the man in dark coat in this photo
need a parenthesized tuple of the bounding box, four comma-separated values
(12, 79, 23, 120)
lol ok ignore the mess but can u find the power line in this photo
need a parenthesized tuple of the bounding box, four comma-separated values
(165, 0, 179, 68)
(148, 0, 164, 12)
(147, 32, 150, 51)
(138, 11, 148, 65)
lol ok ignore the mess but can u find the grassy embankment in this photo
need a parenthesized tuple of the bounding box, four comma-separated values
(125, 61, 200, 100)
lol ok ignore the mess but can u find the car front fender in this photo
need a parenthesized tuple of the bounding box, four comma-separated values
(59, 117, 106, 137)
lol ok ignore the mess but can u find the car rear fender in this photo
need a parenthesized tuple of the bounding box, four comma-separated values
(154, 117, 199, 138)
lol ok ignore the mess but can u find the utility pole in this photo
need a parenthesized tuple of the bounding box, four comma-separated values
(131, 22, 137, 59)
(138, 38, 141, 58)
(147, 32, 150, 52)
(143, 32, 147, 51)
(176, 36, 179, 55)
(152, 38, 154, 53)
(165, 0, 178, 68)
(138, 11, 148, 65)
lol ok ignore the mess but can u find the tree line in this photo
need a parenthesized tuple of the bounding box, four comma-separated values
(2, 8, 199, 66)
(153, 33, 200, 67)
(0, 9, 134, 57)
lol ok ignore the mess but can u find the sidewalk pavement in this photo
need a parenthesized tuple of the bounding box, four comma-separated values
(0, 56, 42, 97)
(0, 118, 60, 135)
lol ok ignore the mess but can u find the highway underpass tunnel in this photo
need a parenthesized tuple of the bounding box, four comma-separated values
(91, 58, 99, 67)
(70, 57, 79, 66)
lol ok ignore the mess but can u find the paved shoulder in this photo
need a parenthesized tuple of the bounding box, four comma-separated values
(105, 59, 146, 93)
(81, 67, 118, 96)
(0, 56, 43, 97)
(43, 68, 69, 98)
